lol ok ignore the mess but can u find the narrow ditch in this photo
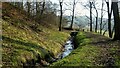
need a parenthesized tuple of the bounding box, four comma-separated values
(21, 31, 78, 67)
(54, 31, 78, 60)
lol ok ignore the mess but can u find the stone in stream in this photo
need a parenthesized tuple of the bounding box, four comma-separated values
(66, 40, 72, 44)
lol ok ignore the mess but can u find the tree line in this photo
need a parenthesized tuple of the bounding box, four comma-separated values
(9, 0, 120, 40)
(10, 0, 68, 29)
(85, 0, 120, 40)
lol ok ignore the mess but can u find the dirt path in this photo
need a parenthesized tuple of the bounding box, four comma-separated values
(85, 32, 120, 66)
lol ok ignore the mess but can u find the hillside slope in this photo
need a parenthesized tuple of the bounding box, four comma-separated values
(2, 2, 69, 66)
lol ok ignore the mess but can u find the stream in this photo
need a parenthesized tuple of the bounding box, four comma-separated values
(22, 31, 78, 66)
(56, 31, 78, 59)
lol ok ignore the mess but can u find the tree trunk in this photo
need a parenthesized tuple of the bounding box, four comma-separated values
(90, 2, 92, 32)
(70, 0, 76, 29)
(95, 16, 98, 32)
(36, 2, 39, 15)
(106, 1, 112, 38)
(112, 25, 115, 36)
(27, 2, 31, 16)
(40, 2, 45, 16)
(103, 30, 107, 36)
(59, 2, 63, 31)
(93, 3, 98, 33)
(112, 1, 120, 40)
(100, 0, 104, 34)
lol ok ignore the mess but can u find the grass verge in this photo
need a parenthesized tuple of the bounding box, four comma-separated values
(51, 32, 102, 66)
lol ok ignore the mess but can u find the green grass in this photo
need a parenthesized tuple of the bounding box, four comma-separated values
(109, 45, 120, 66)
(2, 3, 69, 66)
(51, 32, 120, 66)
(51, 32, 102, 66)
(2, 19, 69, 66)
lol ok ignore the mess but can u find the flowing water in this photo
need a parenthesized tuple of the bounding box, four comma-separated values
(55, 32, 78, 61)
(57, 37, 74, 59)
(61, 37, 74, 58)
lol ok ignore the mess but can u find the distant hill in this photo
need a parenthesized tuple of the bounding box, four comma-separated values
(63, 15, 114, 31)
(63, 16, 89, 29)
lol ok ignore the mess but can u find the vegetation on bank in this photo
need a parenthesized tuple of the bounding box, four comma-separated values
(51, 32, 101, 66)
(2, 3, 69, 66)
(51, 32, 120, 66)
(2, 2, 120, 67)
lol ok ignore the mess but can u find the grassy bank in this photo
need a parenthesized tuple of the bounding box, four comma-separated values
(51, 32, 102, 66)
(51, 32, 120, 66)
(2, 3, 69, 66)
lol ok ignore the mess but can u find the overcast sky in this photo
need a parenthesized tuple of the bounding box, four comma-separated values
(50, 0, 119, 18)
(2, 0, 120, 18)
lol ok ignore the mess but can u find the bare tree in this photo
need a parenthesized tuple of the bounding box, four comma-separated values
(112, 0, 120, 40)
(100, 0, 104, 34)
(81, 1, 98, 32)
(36, 2, 40, 16)
(40, 1, 45, 16)
(27, 1, 31, 16)
(105, 0, 113, 38)
(90, 1, 93, 32)
(93, 1, 98, 33)
(59, 0, 63, 31)
(70, 0, 77, 29)
(102, 22, 107, 36)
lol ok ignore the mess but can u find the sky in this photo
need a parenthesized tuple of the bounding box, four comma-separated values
(50, 0, 92, 16)
(49, 0, 118, 18)
(2, 0, 119, 18)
